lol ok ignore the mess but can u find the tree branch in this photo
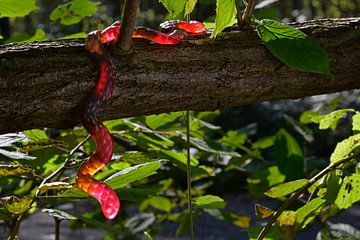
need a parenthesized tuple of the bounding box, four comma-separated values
(117, 0, 140, 50)
(257, 153, 359, 240)
(0, 18, 359, 133)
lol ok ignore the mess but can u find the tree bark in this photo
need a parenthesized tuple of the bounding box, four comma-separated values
(0, 18, 359, 134)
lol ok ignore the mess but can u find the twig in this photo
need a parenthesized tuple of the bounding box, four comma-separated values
(237, 0, 256, 28)
(256, 153, 359, 240)
(117, 0, 140, 51)
(8, 214, 22, 240)
(185, 111, 194, 240)
(34, 135, 90, 199)
(54, 217, 61, 240)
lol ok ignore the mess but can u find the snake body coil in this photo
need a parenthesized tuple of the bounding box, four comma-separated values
(77, 20, 206, 220)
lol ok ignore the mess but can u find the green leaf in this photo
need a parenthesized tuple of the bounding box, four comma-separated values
(145, 112, 182, 130)
(159, 0, 186, 17)
(326, 171, 342, 204)
(5, 29, 46, 44)
(247, 166, 286, 198)
(253, 136, 275, 149)
(59, 32, 87, 39)
(211, 0, 237, 37)
(1, 196, 32, 214)
(42, 208, 77, 220)
(220, 130, 247, 147)
(24, 129, 48, 142)
(352, 113, 360, 132)
(276, 211, 296, 240)
(265, 179, 308, 198)
(105, 160, 163, 189)
(330, 134, 360, 164)
(140, 196, 173, 212)
(194, 195, 226, 209)
(184, 0, 197, 16)
(0, 0, 38, 17)
(318, 109, 355, 130)
(257, 19, 330, 75)
(296, 198, 326, 230)
(0, 164, 34, 176)
(318, 223, 360, 239)
(0, 34, 3, 39)
(335, 174, 360, 209)
(0, 149, 35, 160)
(39, 182, 72, 193)
(50, 0, 99, 25)
(255, 204, 274, 220)
(273, 129, 304, 179)
(300, 110, 320, 124)
(160, 149, 198, 167)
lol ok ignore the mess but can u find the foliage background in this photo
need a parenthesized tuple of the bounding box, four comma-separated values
(0, 0, 360, 240)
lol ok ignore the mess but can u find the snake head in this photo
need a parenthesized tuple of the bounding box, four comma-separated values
(85, 30, 104, 56)
(101, 21, 121, 44)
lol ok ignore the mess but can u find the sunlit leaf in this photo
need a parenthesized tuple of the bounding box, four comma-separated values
(1, 196, 32, 214)
(145, 112, 182, 130)
(253, 136, 275, 149)
(330, 134, 360, 164)
(0, 164, 34, 176)
(211, 0, 237, 37)
(39, 182, 72, 193)
(265, 179, 308, 198)
(24, 129, 48, 142)
(0, 0, 38, 17)
(352, 113, 360, 132)
(59, 32, 87, 39)
(0, 133, 27, 147)
(296, 198, 326, 230)
(276, 211, 296, 240)
(255, 204, 274, 220)
(335, 174, 360, 209)
(184, 0, 198, 16)
(0, 149, 36, 160)
(194, 195, 225, 209)
(326, 171, 342, 204)
(140, 196, 173, 212)
(159, 0, 186, 17)
(50, 0, 99, 25)
(257, 19, 330, 75)
(105, 160, 163, 189)
(42, 208, 77, 220)
(317, 109, 355, 130)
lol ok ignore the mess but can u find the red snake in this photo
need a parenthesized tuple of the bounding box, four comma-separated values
(76, 20, 206, 219)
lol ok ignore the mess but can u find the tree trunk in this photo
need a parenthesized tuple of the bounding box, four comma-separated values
(0, 18, 359, 134)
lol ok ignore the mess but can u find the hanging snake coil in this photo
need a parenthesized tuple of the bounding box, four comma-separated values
(76, 20, 206, 219)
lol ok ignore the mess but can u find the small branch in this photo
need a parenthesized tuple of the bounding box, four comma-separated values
(54, 217, 61, 240)
(8, 215, 22, 240)
(34, 135, 90, 199)
(256, 154, 359, 240)
(185, 111, 194, 240)
(237, 0, 256, 28)
(117, 0, 140, 51)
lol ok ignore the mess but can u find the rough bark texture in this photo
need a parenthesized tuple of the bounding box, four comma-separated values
(0, 18, 359, 134)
